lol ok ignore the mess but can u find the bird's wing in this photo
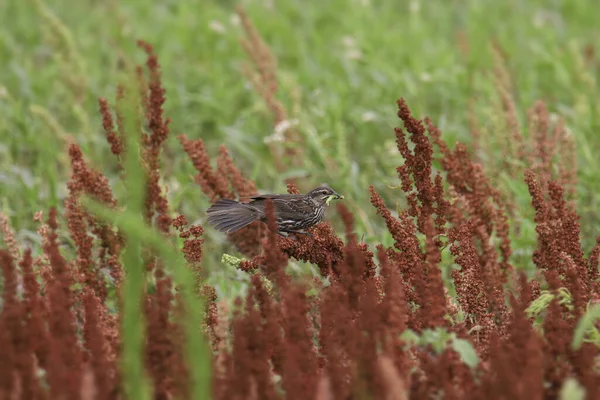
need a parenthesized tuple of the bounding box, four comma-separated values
(244, 193, 304, 201)
(250, 197, 313, 220)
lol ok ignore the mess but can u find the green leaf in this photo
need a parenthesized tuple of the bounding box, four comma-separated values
(222, 253, 244, 267)
(559, 378, 586, 400)
(572, 304, 600, 350)
(110, 76, 151, 400)
(399, 329, 420, 347)
(451, 338, 479, 369)
(526, 290, 556, 317)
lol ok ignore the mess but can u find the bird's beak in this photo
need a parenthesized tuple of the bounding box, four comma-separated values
(326, 191, 344, 205)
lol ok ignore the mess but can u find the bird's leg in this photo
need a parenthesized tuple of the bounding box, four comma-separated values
(275, 231, 299, 241)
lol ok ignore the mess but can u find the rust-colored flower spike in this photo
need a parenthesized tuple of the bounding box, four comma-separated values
(496, 271, 544, 399)
(98, 97, 123, 161)
(251, 275, 285, 374)
(319, 281, 356, 398)
(0, 250, 23, 397)
(491, 40, 526, 175)
(259, 198, 290, 284)
(527, 100, 577, 199)
(427, 118, 512, 266)
(370, 184, 447, 330)
(393, 100, 451, 328)
(395, 98, 440, 233)
(82, 288, 115, 399)
(179, 134, 265, 256)
(144, 269, 182, 398)
(245, 277, 280, 399)
(376, 245, 411, 374)
(0, 212, 20, 260)
(217, 145, 258, 198)
(427, 117, 512, 332)
(135, 40, 173, 233)
(174, 214, 205, 295)
(239, 212, 347, 276)
(369, 186, 419, 313)
(589, 237, 600, 298)
(235, 6, 303, 172)
(280, 283, 319, 398)
(449, 221, 495, 354)
(555, 119, 577, 199)
(317, 206, 401, 399)
(525, 170, 589, 294)
(20, 248, 50, 371)
(337, 202, 376, 278)
(223, 296, 261, 399)
(66, 143, 121, 301)
(43, 208, 84, 398)
(529, 101, 553, 191)
(286, 180, 301, 195)
(178, 135, 232, 201)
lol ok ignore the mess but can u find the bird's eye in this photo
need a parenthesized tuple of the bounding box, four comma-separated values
(321, 190, 329, 195)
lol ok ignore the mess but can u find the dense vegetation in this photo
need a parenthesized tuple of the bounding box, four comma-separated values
(1, 1, 599, 398)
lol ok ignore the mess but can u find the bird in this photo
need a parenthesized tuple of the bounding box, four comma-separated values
(206, 185, 344, 236)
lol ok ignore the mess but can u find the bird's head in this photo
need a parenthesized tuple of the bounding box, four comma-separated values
(308, 185, 344, 206)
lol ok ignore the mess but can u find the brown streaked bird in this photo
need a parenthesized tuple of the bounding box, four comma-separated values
(206, 185, 344, 236)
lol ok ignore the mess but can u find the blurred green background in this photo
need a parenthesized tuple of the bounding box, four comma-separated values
(2, 0, 599, 296)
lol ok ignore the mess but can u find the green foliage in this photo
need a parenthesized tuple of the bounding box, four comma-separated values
(401, 327, 480, 369)
(112, 74, 151, 400)
(559, 378, 586, 400)
(451, 338, 480, 369)
(524, 287, 600, 352)
(526, 287, 574, 317)
(572, 303, 600, 350)
(2, 0, 600, 268)
(526, 287, 574, 333)
(221, 253, 244, 268)
(1, 0, 599, 396)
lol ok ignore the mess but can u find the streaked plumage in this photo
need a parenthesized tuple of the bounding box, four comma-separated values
(206, 185, 344, 235)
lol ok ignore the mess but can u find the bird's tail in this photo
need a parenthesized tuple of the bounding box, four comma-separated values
(206, 198, 260, 234)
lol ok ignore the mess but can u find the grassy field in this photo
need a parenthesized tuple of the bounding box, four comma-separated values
(2, 1, 600, 398)
(2, 0, 599, 293)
